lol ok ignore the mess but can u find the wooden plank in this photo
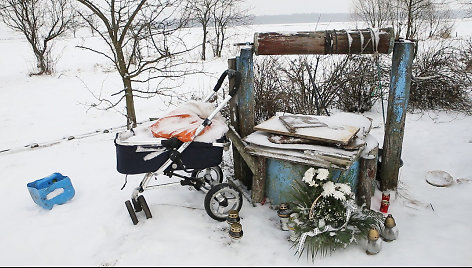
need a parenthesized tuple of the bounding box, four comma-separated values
(267, 133, 365, 151)
(244, 131, 361, 160)
(245, 144, 354, 170)
(279, 115, 327, 133)
(254, 115, 359, 146)
(226, 125, 257, 174)
(254, 28, 394, 56)
(246, 145, 347, 170)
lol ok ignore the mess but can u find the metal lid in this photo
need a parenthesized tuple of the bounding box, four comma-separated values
(368, 228, 380, 240)
(279, 203, 289, 210)
(227, 210, 239, 219)
(385, 214, 396, 228)
(230, 223, 242, 232)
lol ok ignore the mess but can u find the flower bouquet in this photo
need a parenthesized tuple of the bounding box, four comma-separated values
(288, 167, 383, 261)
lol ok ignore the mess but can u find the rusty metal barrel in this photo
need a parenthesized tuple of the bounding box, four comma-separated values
(254, 27, 394, 56)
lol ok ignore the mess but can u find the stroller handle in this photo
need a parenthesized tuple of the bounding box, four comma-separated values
(212, 69, 241, 97)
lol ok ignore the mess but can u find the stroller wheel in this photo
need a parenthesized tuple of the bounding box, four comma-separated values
(192, 166, 223, 189)
(125, 200, 139, 225)
(204, 183, 243, 221)
(138, 195, 152, 219)
(132, 197, 142, 212)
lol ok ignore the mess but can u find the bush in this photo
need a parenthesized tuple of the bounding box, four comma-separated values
(253, 55, 387, 122)
(334, 55, 389, 113)
(408, 40, 472, 114)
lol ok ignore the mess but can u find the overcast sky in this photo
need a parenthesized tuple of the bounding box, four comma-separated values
(248, 0, 355, 16)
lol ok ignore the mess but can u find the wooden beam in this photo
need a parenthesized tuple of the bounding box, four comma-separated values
(226, 125, 257, 174)
(228, 58, 247, 187)
(245, 144, 348, 170)
(235, 48, 255, 189)
(254, 27, 394, 56)
(236, 48, 256, 137)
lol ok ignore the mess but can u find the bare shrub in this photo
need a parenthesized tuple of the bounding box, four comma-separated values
(253, 55, 386, 122)
(254, 56, 293, 124)
(335, 55, 390, 113)
(409, 40, 472, 114)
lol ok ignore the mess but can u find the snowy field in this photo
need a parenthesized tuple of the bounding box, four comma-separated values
(1, 18, 472, 266)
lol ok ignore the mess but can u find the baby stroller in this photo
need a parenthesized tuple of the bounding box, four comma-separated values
(114, 69, 243, 225)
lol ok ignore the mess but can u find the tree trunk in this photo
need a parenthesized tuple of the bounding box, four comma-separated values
(116, 46, 137, 129)
(28, 37, 49, 75)
(123, 77, 137, 129)
(34, 51, 49, 75)
(406, 0, 413, 39)
(201, 25, 207, 61)
(218, 29, 224, 57)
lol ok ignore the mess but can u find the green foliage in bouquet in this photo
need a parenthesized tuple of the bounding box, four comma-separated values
(288, 167, 384, 261)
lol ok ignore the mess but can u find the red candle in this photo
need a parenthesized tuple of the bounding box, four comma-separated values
(380, 200, 390, 213)
(381, 192, 390, 202)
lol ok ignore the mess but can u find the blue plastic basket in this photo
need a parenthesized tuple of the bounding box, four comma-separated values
(27, 173, 75, 210)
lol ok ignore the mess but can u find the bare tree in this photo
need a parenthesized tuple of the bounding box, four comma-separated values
(463, 1, 472, 17)
(188, 0, 217, 60)
(354, 0, 453, 40)
(353, 0, 392, 29)
(0, 0, 76, 75)
(403, 0, 434, 39)
(76, 0, 193, 129)
(211, 0, 252, 57)
(423, 0, 454, 39)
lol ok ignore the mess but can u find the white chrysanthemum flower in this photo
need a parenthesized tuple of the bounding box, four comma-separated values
(302, 168, 316, 185)
(332, 190, 346, 201)
(321, 181, 335, 197)
(316, 168, 330, 181)
(335, 183, 351, 195)
(308, 180, 318, 187)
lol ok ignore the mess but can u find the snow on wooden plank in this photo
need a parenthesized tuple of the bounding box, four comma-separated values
(267, 133, 365, 151)
(245, 144, 340, 169)
(243, 131, 364, 169)
(255, 112, 372, 145)
(279, 115, 327, 133)
(244, 131, 359, 157)
(254, 115, 359, 145)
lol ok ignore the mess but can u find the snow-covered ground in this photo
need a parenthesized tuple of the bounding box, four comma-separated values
(1, 18, 472, 266)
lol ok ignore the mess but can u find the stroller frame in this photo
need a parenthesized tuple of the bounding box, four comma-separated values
(117, 69, 243, 225)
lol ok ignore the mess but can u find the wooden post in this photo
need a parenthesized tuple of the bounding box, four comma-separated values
(234, 48, 255, 189)
(357, 145, 379, 208)
(228, 58, 246, 187)
(380, 40, 415, 191)
(252, 158, 267, 203)
(254, 28, 394, 56)
(236, 48, 255, 137)
(229, 48, 267, 203)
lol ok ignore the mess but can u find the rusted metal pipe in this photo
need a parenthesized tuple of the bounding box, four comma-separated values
(254, 28, 394, 56)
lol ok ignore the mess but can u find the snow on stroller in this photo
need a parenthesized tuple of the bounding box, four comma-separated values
(114, 69, 243, 225)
